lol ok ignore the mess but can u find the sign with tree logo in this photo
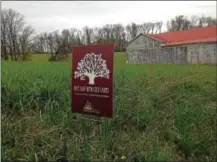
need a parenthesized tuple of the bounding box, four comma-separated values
(72, 44, 114, 118)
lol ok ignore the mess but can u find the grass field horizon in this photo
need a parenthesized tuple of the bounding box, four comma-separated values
(1, 52, 216, 161)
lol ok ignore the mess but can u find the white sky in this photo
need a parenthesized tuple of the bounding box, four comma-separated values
(2, 1, 217, 34)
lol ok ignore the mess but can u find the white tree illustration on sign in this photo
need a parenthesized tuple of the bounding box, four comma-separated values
(74, 53, 110, 85)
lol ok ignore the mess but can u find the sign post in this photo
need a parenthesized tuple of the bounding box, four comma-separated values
(72, 44, 114, 119)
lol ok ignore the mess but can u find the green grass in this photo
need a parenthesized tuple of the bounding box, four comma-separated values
(1, 53, 216, 161)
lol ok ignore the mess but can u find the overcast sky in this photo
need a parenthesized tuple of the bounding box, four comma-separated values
(2, 1, 216, 34)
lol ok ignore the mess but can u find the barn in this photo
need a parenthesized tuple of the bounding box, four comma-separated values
(125, 26, 217, 64)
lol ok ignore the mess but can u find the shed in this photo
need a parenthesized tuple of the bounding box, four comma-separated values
(125, 26, 217, 64)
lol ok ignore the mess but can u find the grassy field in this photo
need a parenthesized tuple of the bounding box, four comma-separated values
(1, 53, 216, 161)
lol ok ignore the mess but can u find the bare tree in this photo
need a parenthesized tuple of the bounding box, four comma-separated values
(83, 26, 93, 45)
(1, 9, 25, 60)
(189, 15, 200, 28)
(1, 9, 36, 61)
(52, 31, 66, 57)
(46, 32, 55, 54)
(150, 23, 155, 34)
(204, 16, 217, 26)
(102, 24, 113, 43)
(167, 15, 191, 31)
(198, 15, 208, 27)
(155, 21, 163, 33)
(45, 30, 70, 61)
(121, 32, 127, 47)
(1, 10, 9, 60)
(126, 23, 141, 41)
(113, 24, 125, 51)
(61, 29, 72, 53)
(19, 25, 35, 60)
(68, 28, 77, 45)
(92, 27, 100, 43)
(76, 29, 84, 45)
(167, 15, 216, 31)
(140, 23, 152, 34)
(32, 32, 48, 53)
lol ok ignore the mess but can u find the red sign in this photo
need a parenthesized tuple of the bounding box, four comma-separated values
(72, 44, 114, 118)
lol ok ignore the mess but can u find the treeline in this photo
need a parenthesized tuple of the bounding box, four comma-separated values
(1, 8, 217, 61)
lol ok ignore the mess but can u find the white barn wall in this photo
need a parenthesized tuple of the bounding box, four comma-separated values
(125, 34, 161, 63)
(126, 35, 161, 51)
(187, 43, 216, 64)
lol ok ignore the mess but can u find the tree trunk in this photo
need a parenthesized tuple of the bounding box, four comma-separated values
(9, 47, 14, 61)
(88, 75, 95, 85)
(1, 40, 8, 60)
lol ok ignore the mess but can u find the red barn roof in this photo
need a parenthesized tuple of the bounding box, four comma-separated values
(147, 26, 217, 46)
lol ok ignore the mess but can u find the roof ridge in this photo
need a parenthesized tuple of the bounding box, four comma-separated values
(148, 25, 217, 36)
(145, 26, 217, 44)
